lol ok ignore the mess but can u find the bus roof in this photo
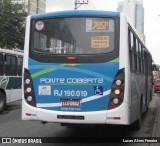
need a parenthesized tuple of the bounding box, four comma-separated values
(0, 48, 23, 56)
(31, 10, 120, 19)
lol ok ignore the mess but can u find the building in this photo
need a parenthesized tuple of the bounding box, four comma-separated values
(29, 0, 46, 15)
(11, 0, 28, 13)
(135, 0, 144, 40)
(11, 0, 46, 15)
(117, 0, 145, 40)
(11, 0, 26, 3)
(118, 0, 136, 26)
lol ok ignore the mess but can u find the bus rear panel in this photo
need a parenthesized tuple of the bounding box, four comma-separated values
(22, 10, 129, 125)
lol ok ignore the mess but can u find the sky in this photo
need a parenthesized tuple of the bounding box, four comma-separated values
(46, 0, 160, 65)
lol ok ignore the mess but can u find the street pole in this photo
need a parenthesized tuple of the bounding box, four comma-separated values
(36, 0, 39, 14)
(74, 0, 89, 10)
(75, 0, 78, 10)
(28, 0, 30, 15)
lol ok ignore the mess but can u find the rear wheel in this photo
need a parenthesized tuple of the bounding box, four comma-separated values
(0, 92, 5, 114)
(133, 113, 141, 130)
(132, 100, 142, 130)
(145, 106, 149, 113)
(145, 96, 149, 113)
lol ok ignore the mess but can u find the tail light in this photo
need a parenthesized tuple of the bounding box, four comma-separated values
(23, 68, 36, 107)
(108, 68, 125, 110)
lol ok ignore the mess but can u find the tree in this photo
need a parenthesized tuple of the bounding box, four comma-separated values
(153, 64, 160, 71)
(0, 0, 27, 49)
(156, 64, 160, 70)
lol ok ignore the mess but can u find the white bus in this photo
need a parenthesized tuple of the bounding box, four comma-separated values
(22, 10, 152, 130)
(0, 48, 23, 113)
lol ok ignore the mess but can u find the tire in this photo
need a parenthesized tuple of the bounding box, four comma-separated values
(144, 101, 149, 113)
(132, 101, 142, 130)
(0, 92, 5, 114)
(145, 106, 149, 113)
(133, 113, 141, 130)
(154, 90, 156, 93)
(145, 95, 149, 113)
(150, 91, 153, 102)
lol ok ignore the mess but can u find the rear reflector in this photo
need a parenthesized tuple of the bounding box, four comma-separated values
(113, 117, 121, 120)
(26, 113, 31, 116)
(26, 113, 37, 116)
(107, 117, 121, 120)
(31, 102, 36, 107)
(108, 105, 116, 109)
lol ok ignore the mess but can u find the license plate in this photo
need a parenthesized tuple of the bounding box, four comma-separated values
(61, 100, 80, 106)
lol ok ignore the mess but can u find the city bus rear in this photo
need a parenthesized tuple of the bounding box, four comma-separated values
(22, 11, 128, 125)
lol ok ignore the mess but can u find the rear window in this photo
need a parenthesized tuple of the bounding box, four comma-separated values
(32, 17, 115, 55)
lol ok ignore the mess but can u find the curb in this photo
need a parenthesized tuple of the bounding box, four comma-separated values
(150, 95, 160, 146)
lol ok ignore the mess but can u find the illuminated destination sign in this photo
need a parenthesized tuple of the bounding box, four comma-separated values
(86, 18, 111, 32)
(91, 36, 109, 48)
(92, 20, 109, 30)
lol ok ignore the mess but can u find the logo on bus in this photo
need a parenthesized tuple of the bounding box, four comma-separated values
(35, 21, 44, 31)
(94, 86, 103, 95)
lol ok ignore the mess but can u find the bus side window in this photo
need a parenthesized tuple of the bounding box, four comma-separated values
(136, 39, 140, 72)
(10, 56, 17, 75)
(18, 57, 23, 76)
(144, 50, 148, 75)
(139, 43, 142, 73)
(133, 36, 137, 72)
(129, 29, 136, 72)
(142, 48, 145, 74)
(5, 55, 17, 76)
(0, 53, 4, 75)
(5, 55, 10, 75)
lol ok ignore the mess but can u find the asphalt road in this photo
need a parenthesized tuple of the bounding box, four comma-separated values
(0, 92, 159, 146)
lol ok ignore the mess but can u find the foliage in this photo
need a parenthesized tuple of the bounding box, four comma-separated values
(156, 64, 160, 69)
(153, 64, 160, 71)
(0, 0, 27, 49)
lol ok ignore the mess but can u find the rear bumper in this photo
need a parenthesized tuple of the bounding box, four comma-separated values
(22, 100, 130, 125)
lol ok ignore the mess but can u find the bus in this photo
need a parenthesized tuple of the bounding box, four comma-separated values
(0, 48, 23, 113)
(22, 10, 153, 130)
